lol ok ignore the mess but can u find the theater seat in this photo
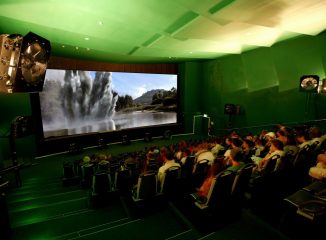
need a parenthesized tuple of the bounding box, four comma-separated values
(89, 170, 114, 207)
(159, 166, 181, 197)
(231, 163, 255, 205)
(192, 170, 236, 214)
(132, 172, 158, 202)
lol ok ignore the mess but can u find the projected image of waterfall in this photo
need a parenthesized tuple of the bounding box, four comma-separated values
(39, 69, 177, 138)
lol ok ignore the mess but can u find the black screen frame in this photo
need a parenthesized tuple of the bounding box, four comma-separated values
(30, 69, 183, 156)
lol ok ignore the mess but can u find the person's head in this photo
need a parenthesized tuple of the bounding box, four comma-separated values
(285, 134, 297, 145)
(309, 127, 321, 139)
(264, 132, 276, 142)
(317, 153, 326, 164)
(231, 138, 243, 148)
(160, 146, 174, 161)
(229, 148, 242, 163)
(295, 127, 310, 143)
(270, 139, 284, 152)
(225, 136, 232, 146)
(242, 139, 254, 150)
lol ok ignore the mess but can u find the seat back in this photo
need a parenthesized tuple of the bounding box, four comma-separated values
(63, 161, 75, 179)
(92, 170, 112, 195)
(114, 169, 132, 193)
(193, 159, 210, 174)
(160, 166, 181, 194)
(147, 159, 158, 172)
(181, 156, 195, 178)
(206, 171, 236, 211)
(81, 163, 95, 188)
(134, 172, 158, 200)
(192, 159, 210, 188)
(261, 154, 280, 176)
(231, 163, 254, 202)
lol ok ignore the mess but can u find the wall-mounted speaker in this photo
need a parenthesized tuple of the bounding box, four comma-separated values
(122, 135, 130, 145)
(144, 132, 152, 142)
(224, 104, 240, 115)
(163, 130, 172, 139)
(300, 75, 319, 93)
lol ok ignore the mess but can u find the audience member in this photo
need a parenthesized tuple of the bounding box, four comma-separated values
(309, 127, 323, 150)
(254, 139, 284, 174)
(242, 138, 255, 163)
(295, 127, 311, 150)
(309, 152, 326, 180)
(224, 148, 245, 173)
(157, 147, 181, 184)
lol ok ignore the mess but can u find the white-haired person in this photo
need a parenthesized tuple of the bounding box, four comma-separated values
(309, 152, 326, 180)
(253, 139, 284, 175)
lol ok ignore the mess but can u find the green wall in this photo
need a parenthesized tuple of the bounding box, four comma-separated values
(183, 32, 326, 135)
(0, 93, 36, 167)
(178, 62, 202, 133)
(1, 32, 326, 165)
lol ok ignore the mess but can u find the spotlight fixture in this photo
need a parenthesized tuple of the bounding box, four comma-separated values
(0, 32, 51, 93)
(299, 75, 319, 93)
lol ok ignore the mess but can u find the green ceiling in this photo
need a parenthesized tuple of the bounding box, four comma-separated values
(1, 0, 326, 63)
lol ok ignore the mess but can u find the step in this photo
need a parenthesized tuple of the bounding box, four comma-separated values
(10, 200, 129, 240)
(8, 189, 88, 213)
(69, 205, 193, 240)
(9, 196, 89, 228)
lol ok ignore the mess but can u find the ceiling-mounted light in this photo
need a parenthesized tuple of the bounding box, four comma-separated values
(299, 75, 319, 93)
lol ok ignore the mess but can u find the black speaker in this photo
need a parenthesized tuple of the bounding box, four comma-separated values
(300, 75, 319, 93)
(122, 135, 130, 145)
(163, 130, 172, 140)
(144, 132, 152, 142)
(224, 104, 237, 115)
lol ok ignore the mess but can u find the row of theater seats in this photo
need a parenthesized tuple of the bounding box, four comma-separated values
(61, 154, 254, 213)
(191, 163, 254, 216)
(281, 181, 326, 238)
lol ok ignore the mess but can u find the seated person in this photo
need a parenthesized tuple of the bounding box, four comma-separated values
(157, 147, 181, 185)
(196, 149, 215, 165)
(223, 138, 243, 166)
(210, 138, 225, 156)
(283, 134, 299, 157)
(309, 152, 326, 180)
(295, 126, 311, 150)
(309, 126, 323, 150)
(254, 139, 284, 174)
(180, 148, 192, 165)
(242, 139, 255, 163)
(259, 132, 276, 157)
(224, 148, 245, 173)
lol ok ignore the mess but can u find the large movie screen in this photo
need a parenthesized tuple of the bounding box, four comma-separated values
(40, 70, 178, 138)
